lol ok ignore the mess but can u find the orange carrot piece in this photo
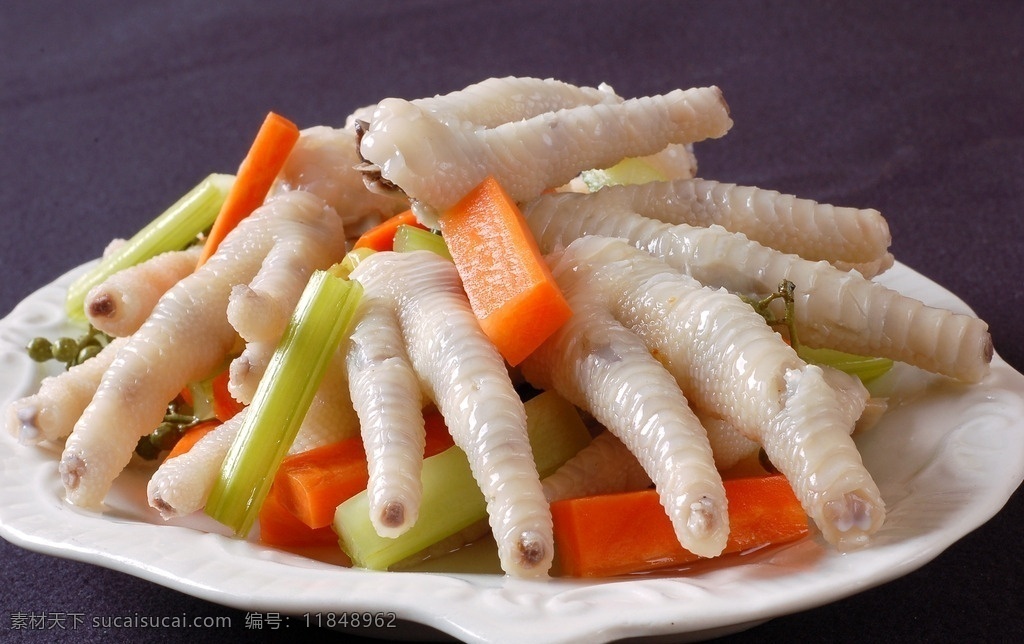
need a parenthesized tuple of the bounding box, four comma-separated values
(257, 489, 340, 548)
(551, 474, 810, 577)
(422, 404, 455, 456)
(196, 111, 301, 266)
(275, 437, 369, 529)
(270, 408, 456, 530)
(211, 368, 245, 422)
(353, 210, 425, 251)
(439, 176, 573, 366)
(165, 420, 221, 461)
(177, 385, 194, 409)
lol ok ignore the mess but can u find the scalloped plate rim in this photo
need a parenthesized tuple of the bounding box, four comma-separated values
(1, 260, 1023, 643)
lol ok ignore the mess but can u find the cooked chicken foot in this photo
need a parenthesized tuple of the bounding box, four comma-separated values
(347, 250, 552, 577)
(359, 79, 732, 226)
(534, 237, 884, 549)
(522, 192, 992, 383)
(60, 191, 347, 508)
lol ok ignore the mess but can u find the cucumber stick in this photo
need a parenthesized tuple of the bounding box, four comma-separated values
(335, 390, 592, 570)
(205, 268, 363, 536)
(66, 173, 234, 321)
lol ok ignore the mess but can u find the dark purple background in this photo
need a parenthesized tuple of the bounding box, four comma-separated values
(2, 1, 1021, 641)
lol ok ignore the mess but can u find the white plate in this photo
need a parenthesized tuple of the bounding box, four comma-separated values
(2, 262, 1023, 643)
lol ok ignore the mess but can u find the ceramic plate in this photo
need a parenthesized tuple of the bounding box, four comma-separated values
(2, 261, 1023, 643)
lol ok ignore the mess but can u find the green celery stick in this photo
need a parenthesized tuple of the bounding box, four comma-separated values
(798, 345, 894, 383)
(335, 390, 592, 570)
(334, 247, 376, 279)
(66, 173, 234, 321)
(393, 224, 452, 260)
(205, 269, 363, 536)
(580, 156, 667, 192)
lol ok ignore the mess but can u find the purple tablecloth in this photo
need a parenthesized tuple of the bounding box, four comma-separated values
(2, 1, 1021, 641)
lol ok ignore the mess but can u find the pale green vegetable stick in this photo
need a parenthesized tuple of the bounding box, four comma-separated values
(205, 267, 363, 536)
(798, 345, 894, 383)
(66, 173, 235, 321)
(335, 390, 592, 570)
(392, 224, 452, 260)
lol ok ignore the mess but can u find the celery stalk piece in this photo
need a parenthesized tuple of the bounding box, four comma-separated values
(205, 270, 363, 536)
(798, 345, 894, 383)
(393, 224, 453, 260)
(334, 247, 376, 280)
(335, 390, 592, 570)
(184, 378, 216, 422)
(65, 173, 235, 322)
(580, 156, 667, 192)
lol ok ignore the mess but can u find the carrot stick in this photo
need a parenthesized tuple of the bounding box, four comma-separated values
(196, 111, 301, 266)
(270, 406, 455, 530)
(257, 489, 341, 548)
(421, 405, 452, 455)
(273, 436, 369, 529)
(353, 210, 425, 251)
(211, 368, 244, 422)
(551, 474, 810, 577)
(439, 176, 572, 366)
(165, 420, 221, 461)
(175, 365, 243, 423)
(177, 384, 194, 409)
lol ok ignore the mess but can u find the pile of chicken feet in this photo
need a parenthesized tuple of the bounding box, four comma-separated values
(7, 77, 992, 579)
